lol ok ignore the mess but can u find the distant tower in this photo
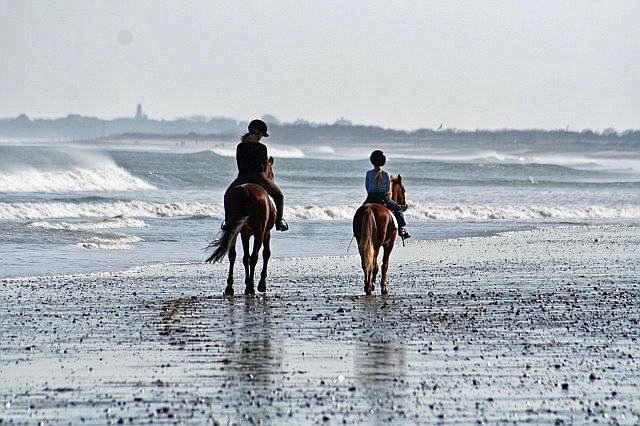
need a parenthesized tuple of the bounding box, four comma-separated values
(135, 103, 147, 120)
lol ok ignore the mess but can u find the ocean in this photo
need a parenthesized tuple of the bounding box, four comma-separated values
(1, 136, 639, 279)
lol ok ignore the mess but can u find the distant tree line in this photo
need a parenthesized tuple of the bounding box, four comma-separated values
(0, 113, 638, 146)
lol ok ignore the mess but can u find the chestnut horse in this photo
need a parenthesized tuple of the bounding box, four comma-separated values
(352, 175, 407, 295)
(206, 157, 276, 296)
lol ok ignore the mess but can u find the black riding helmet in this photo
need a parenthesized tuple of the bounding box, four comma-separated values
(370, 150, 386, 167)
(248, 119, 269, 137)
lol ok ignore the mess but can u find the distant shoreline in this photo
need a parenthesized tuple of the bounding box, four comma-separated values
(1, 113, 639, 143)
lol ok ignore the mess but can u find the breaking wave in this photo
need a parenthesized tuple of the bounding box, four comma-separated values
(209, 144, 305, 159)
(289, 204, 640, 221)
(0, 146, 155, 193)
(2, 200, 640, 222)
(0, 166, 155, 193)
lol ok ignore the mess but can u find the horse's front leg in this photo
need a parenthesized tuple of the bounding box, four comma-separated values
(380, 241, 394, 295)
(241, 234, 252, 295)
(245, 234, 263, 295)
(224, 236, 238, 296)
(257, 231, 271, 293)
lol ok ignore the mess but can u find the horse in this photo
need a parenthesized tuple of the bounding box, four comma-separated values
(352, 175, 408, 295)
(206, 157, 276, 296)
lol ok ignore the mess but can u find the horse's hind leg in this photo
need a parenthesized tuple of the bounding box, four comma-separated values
(258, 231, 271, 293)
(224, 236, 238, 296)
(360, 249, 372, 295)
(380, 242, 394, 295)
(245, 234, 262, 295)
(241, 234, 250, 283)
(371, 246, 380, 293)
(241, 234, 253, 295)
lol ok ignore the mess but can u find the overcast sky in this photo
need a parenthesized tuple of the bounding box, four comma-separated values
(2, 1, 638, 130)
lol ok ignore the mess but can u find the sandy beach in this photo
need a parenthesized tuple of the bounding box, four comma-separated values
(1, 224, 639, 424)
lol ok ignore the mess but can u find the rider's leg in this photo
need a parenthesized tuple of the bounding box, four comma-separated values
(384, 198, 407, 229)
(254, 174, 287, 229)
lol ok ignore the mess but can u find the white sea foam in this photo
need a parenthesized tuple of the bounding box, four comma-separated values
(26, 217, 147, 231)
(0, 166, 155, 193)
(306, 145, 336, 156)
(286, 205, 356, 220)
(0, 201, 224, 220)
(76, 235, 143, 250)
(2, 200, 640, 222)
(286, 204, 640, 221)
(405, 203, 640, 221)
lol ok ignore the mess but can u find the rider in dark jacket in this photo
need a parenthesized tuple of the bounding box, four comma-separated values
(226, 119, 288, 231)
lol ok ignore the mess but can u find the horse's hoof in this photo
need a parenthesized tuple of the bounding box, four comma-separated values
(244, 286, 255, 296)
(381, 289, 389, 295)
(224, 286, 234, 296)
(257, 281, 266, 292)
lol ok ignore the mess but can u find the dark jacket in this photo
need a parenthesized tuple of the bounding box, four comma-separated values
(236, 133, 268, 174)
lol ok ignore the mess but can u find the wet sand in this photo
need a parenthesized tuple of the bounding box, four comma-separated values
(1, 224, 639, 424)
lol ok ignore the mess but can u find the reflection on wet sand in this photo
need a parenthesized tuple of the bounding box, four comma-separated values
(222, 296, 282, 384)
(158, 295, 283, 421)
(219, 297, 284, 423)
(159, 296, 282, 379)
(354, 297, 408, 421)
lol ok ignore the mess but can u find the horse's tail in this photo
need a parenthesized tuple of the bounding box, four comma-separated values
(206, 186, 251, 263)
(205, 215, 248, 263)
(358, 206, 377, 274)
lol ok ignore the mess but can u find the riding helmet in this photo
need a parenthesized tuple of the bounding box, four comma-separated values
(369, 150, 386, 167)
(248, 119, 269, 137)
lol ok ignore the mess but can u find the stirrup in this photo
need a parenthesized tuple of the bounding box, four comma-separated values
(398, 228, 410, 246)
(276, 219, 289, 231)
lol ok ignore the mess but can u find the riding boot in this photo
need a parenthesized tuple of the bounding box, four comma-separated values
(274, 196, 288, 231)
(398, 227, 411, 239)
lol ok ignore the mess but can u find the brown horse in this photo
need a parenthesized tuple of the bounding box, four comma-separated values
(206, 157, 276, 296)
(352, 175, 407, 295)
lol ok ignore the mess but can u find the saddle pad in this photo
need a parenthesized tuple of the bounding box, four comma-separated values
(389, 210, 398, 229)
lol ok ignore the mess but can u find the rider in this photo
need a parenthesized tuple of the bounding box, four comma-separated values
(226, 119, 288, 231)
(365, 150, 410, 239)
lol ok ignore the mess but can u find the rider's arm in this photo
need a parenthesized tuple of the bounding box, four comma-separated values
(258, 143, 268, 172)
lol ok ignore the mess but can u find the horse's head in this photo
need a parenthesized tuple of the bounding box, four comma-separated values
(390, 175, 408, 211)
(266, 156, 274, 181)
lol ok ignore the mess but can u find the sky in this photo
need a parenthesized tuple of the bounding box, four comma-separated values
(1, 0, 639, 130)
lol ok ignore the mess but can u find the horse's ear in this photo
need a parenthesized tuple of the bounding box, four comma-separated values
(396, 174, 402, 182)
(268, 156, 274, 165)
